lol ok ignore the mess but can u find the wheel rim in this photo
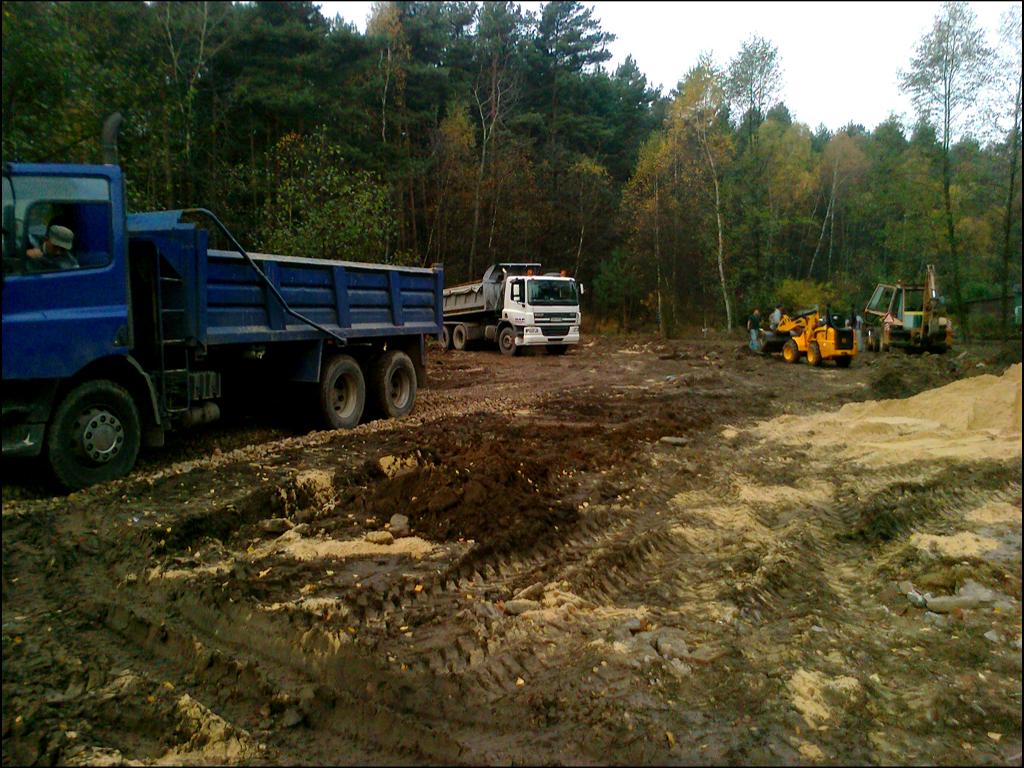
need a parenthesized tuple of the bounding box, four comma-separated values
(330, 373, 359, 420)
(501, 331, 514, 353)
(388, 366, 413, 410)
(76, 408, 125, 463)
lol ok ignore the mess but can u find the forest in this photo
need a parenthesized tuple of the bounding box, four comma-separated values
(2, 0, 1021, 338)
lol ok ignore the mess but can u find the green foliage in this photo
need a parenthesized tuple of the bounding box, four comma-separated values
(774, 278, 841, 314)
(259, 130, 396, 262)
(0, 0, 1019, 333)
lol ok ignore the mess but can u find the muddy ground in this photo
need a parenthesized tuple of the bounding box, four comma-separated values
(2, 333, 1021, 766)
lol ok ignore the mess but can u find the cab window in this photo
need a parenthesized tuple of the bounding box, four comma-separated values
(2, 175, 112, 276)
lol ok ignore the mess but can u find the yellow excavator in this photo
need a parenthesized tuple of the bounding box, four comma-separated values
(760, 305, 857, 367)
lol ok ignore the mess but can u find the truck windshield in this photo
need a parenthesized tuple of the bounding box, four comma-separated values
(527, 279, 578, 306)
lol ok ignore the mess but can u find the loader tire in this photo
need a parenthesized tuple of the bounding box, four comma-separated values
(807, 341, 822, 366)
(835, 356, 852, 368)
(782, 339, 800, 364)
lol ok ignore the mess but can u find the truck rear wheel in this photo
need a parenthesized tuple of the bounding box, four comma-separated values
(807, 341, 822, 366)
(441, 326, 452, 350)
(452, 324, 469, 351)
(498, 326, 518, 356)
(319, 355, 365, 429)
(47, 380, 141, 490)
(369, 350, 417, 419)
(782, 339, 800, 364)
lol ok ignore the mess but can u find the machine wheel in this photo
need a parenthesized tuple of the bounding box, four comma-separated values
(835, 356, 852, 368)
(807, 341, 822, 366)
(782, 339, 801, 364)
(319, 354, 365, 429)
(498, 326, 518, 356)
(47, 380, 141, 490)
(369, 350, 417, 419)
(452, 324, 469, 351)
(545, 345, 568, 355)
(441, 326, 452, 350)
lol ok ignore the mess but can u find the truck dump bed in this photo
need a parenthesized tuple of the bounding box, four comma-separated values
(127, 211, 443, 346)
(442, 263, 541, 319)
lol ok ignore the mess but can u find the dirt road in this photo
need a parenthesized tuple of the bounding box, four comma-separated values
(3, 335, 1021, 765)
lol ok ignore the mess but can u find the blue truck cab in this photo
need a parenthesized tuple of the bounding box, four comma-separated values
(2, 160, 443, 489)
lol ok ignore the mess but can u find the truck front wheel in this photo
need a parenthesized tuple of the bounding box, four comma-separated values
(47, 380, 141, 490)
(498, 327, 518, 356)
(319, 355, 366, 429)
(370, 350, 417, 419)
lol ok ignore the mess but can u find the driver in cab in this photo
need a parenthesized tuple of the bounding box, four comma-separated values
(26, 224, 78, 271)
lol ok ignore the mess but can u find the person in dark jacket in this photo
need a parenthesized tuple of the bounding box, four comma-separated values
(746, 308, 761, 351)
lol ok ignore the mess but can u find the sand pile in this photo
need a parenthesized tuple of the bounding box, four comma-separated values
(752, 364, 1022, 466)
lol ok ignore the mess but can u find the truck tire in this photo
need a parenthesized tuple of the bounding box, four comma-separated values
(452, 324, 469, 351)
(782, 339, 800, 364)
(369, 350, 417, 419)
(545, 345, 567, 355)
(319, 354, 365, 429)
(498, 326, 518, 356)
(807, 341, 822, 366)
(47, 380, 141, 490)
(441, 326, 452, 350)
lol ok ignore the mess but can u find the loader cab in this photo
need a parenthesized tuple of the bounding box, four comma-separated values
(2, 163, 129, 380)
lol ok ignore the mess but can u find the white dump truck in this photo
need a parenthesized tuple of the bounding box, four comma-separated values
(441, 263, 582, 355)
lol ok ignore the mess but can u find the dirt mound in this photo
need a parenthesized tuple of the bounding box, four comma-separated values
(866, 351, 961, 399)
(356, 444, 576, 548)
(756, 363, 1022, 466)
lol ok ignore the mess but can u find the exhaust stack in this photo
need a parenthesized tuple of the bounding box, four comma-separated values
(101, 112, 123, 165)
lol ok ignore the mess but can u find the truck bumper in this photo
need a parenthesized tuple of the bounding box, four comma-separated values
(518, 327, 581, 347)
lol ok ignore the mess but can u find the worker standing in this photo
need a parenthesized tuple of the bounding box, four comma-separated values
(769, 304, 783, 331)
(746, 308, 762, 352)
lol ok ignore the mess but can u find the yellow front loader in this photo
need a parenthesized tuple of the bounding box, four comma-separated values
(761, 306, 856, 368)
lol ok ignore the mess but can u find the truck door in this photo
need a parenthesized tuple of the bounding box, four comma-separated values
(2, 170, 129, 381)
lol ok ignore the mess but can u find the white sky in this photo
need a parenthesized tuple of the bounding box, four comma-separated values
(317, 1, 1013, 134)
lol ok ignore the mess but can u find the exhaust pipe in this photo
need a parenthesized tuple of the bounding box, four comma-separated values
(101, 112, 123, 165)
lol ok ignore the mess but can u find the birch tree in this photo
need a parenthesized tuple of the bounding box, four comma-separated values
(899, 0, 992, 339)
(674, 55, 735, 331)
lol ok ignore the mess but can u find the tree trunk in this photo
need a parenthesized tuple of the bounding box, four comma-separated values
(1001, 77, 1022, 341)
(808, 175, 835, 279)
(942, 138, 968, 341)
(655, 179, 666, 339)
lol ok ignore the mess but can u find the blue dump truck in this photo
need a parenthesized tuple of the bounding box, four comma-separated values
(2, 116, 443, 489)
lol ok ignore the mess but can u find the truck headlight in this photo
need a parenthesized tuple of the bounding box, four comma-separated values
(570, 325, 579, 333)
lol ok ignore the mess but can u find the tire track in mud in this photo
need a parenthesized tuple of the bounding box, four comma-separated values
(7, 345, 1019, 765)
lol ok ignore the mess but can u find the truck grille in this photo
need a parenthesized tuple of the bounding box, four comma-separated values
(536, 313, 577, 323)
(542, 325, 570, 337)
